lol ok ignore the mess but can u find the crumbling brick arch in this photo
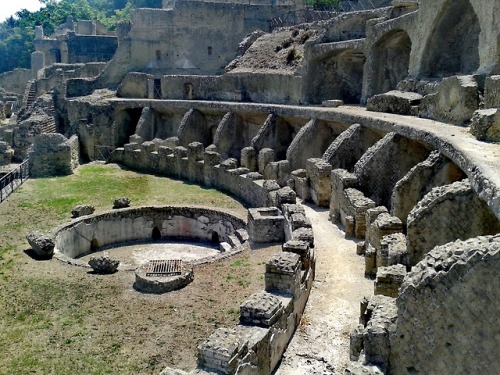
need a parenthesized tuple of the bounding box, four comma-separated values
(368, 29, 412, 97)
(419, 0, 480, 78)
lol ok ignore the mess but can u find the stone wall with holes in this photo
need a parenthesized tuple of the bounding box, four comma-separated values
(53, 206, 246, 259)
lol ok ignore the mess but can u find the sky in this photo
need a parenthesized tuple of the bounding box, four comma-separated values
(0, 1, 48, 22)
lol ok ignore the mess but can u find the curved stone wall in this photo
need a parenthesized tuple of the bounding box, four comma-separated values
(53, 205, 246, 260)
(389, 235, 500, 375)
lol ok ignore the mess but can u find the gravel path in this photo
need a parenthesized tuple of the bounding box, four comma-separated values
(275, 202, 373, 375)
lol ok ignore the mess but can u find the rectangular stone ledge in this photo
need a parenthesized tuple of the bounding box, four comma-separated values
(265, 252, 301, 296)
(374, 264, 407, 298)
(197, 327, 249, 375)
(248, 207, 285, 243)
(283, 240, 310, 270)
(240, 291, 284, 328)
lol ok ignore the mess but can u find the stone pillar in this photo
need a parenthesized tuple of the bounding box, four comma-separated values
(291, 169, 309, 200)
(203, 150, 221, 187)
(31, 51, 45, 78)
(265, 251, 301, 297)
(187, 142, 204, 184)
(258, 148, 275, 174)
(35, 26, 44, 40)
(306, 158, 332, 207)
(248, 207, 285, 243)
(240, 146, 257, 171)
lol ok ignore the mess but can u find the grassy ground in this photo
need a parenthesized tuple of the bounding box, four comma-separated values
(0, 163, 277, 374)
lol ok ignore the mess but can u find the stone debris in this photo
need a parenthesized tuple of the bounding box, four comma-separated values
(112, 197, 130, 209)
(26, 231, 55, 258)
(88, 253, 120, 274)
(71, 204, 95, 218)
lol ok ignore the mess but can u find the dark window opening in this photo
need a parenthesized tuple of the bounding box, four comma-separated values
(208, 46, 213, 56)
(211, 231, 219, 244)
(154, 79, 162, 99)
(90, 238, 99, 251)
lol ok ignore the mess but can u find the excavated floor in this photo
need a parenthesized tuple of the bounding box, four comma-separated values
(276, 203, 373, 375)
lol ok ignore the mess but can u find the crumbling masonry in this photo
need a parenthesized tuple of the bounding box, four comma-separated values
(1, 0, 499, 374)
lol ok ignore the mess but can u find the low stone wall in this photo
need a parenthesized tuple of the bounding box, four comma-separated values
(190, 202, 316, 374)
(54, 205, 246, 260)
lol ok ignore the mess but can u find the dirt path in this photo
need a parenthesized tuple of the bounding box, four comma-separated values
(275, 202, 373, 375)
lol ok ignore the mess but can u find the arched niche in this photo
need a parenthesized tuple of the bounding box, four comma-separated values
(370, 30, 412, 96)
(308, 49, 366, 104)
(420, 0, 480, 78)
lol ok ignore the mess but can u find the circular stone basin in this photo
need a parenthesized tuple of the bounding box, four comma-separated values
(134, 260, 194, 294)
(78, 241, 221, 270)
(53, 205, 246, 268)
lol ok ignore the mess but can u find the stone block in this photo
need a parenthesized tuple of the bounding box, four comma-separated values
(264, 161, 279, 181)
(71, 204, 95, 218)
(374, 264, 406, 298)
(248, 207, 285, 243)
(322, 99, 344, 107)
(174, 146, 187, 159)
(198, 327, 248, 374)
(26, 231, 55, 258)
(88, 254, 119, 274)
(484, 75, 500, 108)
(362, 296, 397, 368)
(265, 251, 301, 296)
(245, 172, 263, 180)
(349, 324, 364, 361)
(291, 169, 310, 200)
(306, 158, 332, 207)
(220, 241, 232, 252)
(220, 158, 238, 171)
(378, 233, 408, 269)
(235, 229, 249, 243)
(276, 186, 296, 206)
(366, 90, 422, 115)
(283, 240, 310, 270)
(365, 245, 376, 278)
(240, 291, 283, 327)
(240, 146, 257, 171)
(258, 148, 275, 174)
(419, 75, 480, 125)
(113, 197, 130, 209)
(289, 213, 311, 231)
(129, 134, 143, 144)
(470, 108, 500, 142)
(187, 141, 204, 161)
(291, 227, 314, 248)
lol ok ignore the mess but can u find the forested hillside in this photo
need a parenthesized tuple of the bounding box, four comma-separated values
(0, 0, 162, 74)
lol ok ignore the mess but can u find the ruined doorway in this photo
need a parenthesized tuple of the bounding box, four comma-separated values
(154, 79, 162, 99)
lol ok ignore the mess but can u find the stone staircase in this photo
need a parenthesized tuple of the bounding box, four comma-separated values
(22, 80, 37, 112)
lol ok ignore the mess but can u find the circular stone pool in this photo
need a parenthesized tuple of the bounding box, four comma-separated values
(53, 206, 248, 292)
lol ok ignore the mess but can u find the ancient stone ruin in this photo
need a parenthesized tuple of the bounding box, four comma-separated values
(2, 0, 500, 374)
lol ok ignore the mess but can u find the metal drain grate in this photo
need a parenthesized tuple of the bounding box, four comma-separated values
(145, 259, 183, 277)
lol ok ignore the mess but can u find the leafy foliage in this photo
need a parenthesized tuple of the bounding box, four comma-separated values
(0, 0, 162, 74)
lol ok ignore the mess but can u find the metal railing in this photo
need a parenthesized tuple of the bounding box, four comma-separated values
(0, 160, 29, 203)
